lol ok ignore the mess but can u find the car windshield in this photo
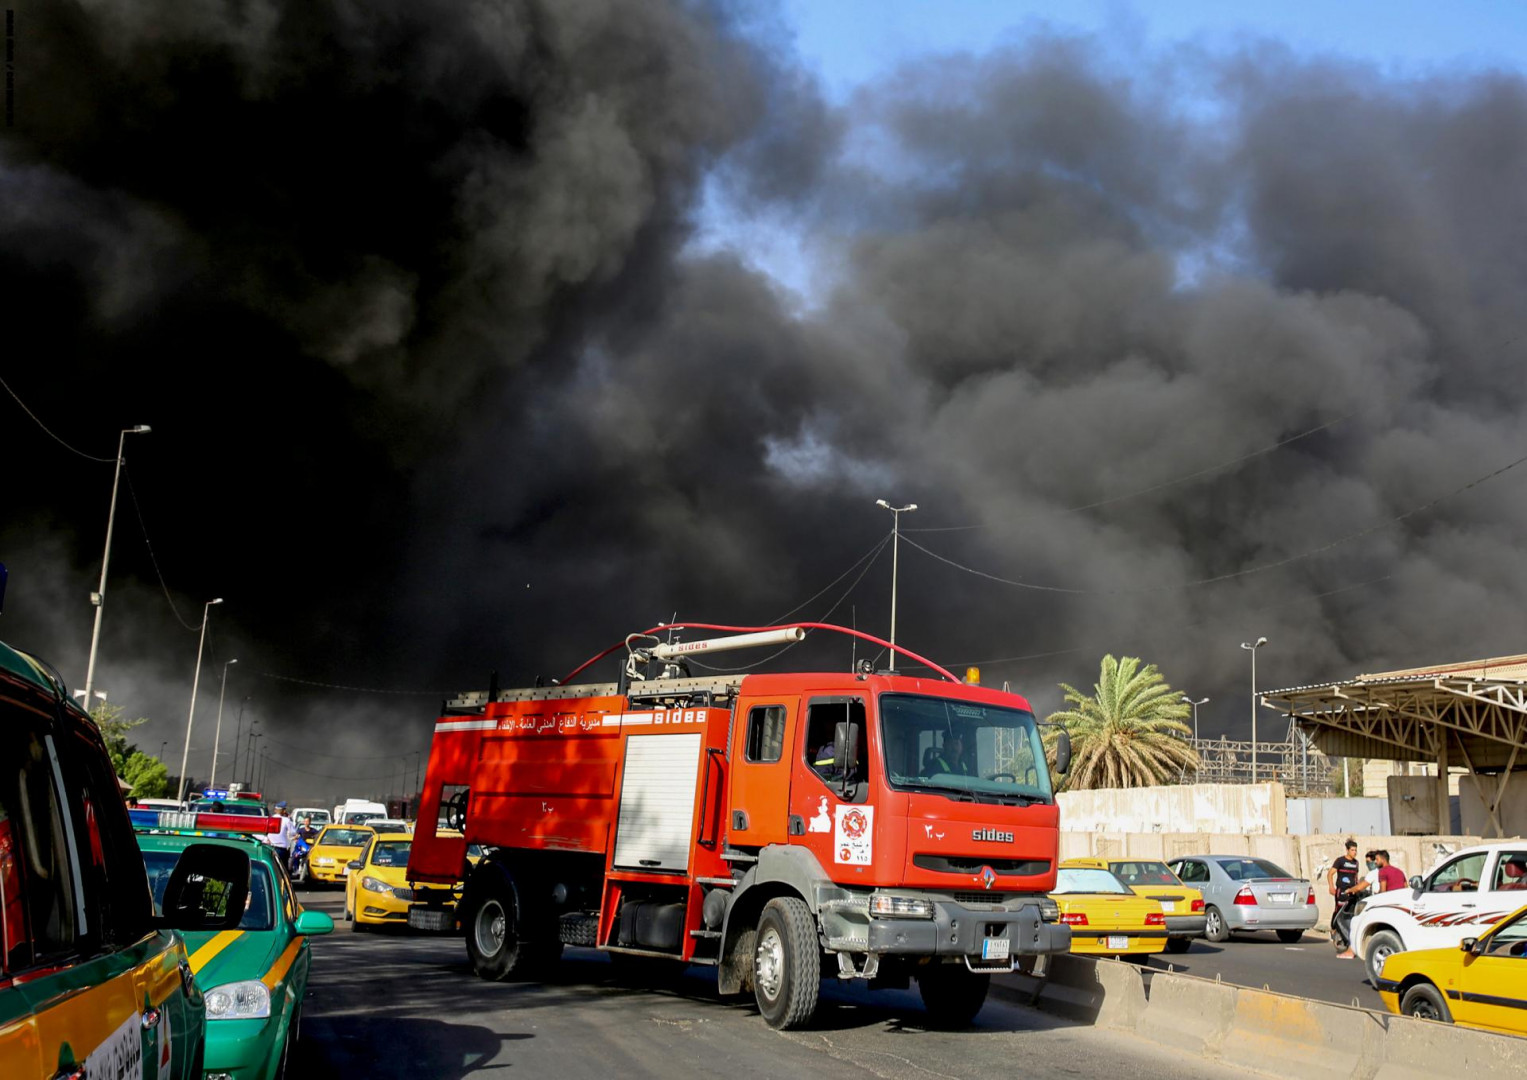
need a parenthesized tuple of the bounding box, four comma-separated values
(370, 841, 411, 867)
(143, 850, 274, 931)
(1216, 858, 1295, 881)
(1054, 868, 1133, 895)
(880, 693, 1053, 802)
(191, 801, 265, 817)
(1110, 861, 1182, 886)
(347, 813, 382, 825)
(319, 828, 372, 847)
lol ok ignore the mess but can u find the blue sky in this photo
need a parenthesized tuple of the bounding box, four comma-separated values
(692, 2, 1527, 295)
(783, 0, 1527, 97)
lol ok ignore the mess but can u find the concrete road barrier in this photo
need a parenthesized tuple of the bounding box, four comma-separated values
(1134, 971, 1238, 1057)
(996, 955, 1527, 1076)
(1219, 985, 1385, 1075)
(1374, 1011, 1527, 1079)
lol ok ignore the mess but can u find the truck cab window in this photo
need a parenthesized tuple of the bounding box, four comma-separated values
(744, 705, 786, 763)
(804, 699, 869, 801)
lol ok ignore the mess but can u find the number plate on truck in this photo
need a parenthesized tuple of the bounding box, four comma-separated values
(981, 937, 1010, 961)
(408, 908, 454, 932)
(1106, 935, 1129, 950)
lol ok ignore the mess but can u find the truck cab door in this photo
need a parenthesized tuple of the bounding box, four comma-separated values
(726, 698, 798, 847)
(790, 696, 872, 875)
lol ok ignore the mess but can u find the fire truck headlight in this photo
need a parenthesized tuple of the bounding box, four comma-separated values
(1039, 898, 1061, 922)
(362, 876, 393, 895)
(870, 894, 934, 919)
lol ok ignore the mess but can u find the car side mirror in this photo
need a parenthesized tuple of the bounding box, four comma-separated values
(347, 860, 364, 871)
(295, 910, 335, 936)
(1409, 875, 1424, 892)
(159, 843, 250, 932)
(1054, 731, 1073, 775)
(835, 719, 860, 799)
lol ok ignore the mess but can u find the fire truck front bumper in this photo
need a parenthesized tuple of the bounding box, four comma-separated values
(863, 899, 1071, 961)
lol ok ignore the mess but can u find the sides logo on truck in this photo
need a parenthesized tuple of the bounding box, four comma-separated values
(972, 828, 1013, 843)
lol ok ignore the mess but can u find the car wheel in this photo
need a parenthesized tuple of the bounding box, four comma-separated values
(1365, 930, 1404, 986)
(1203, 905, 1229, 943)
(1164, 938, 1191, 954)
(1276, 930, 1304, 944)
(753, 897, 821, 1030)
(917, 963, 990, 1028)
(1400, 982, 1453, 1023)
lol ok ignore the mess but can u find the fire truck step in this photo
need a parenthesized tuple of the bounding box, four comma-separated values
(695, 876, 737, 887)
(721, 852, 757, 864)
(558, 913, 600, 947)
(689, 929, 721, 939)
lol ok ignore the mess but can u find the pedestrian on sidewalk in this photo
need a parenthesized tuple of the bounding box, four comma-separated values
(1330, 839, 1361, 958)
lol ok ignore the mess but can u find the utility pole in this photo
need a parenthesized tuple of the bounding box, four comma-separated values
(82, 425, 150, 709)
(208, 658, 237, 790)
(1181, 695, 1209, 742)
(177, 598, 223, 803)
(874, 500, 918, 671)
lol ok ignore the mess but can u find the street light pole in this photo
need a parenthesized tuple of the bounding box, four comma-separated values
(231, 695, 251, 783)
(874, 499, 918, 671)
(177, 598, 223, 803)
(82, 425, 151, 710)
(1181, 695, 1209, 742)
(208, 659, 237, 791)
(1240, 637, 1268, 784)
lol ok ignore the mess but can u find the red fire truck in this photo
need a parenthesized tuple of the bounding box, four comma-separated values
(406, 622, 1073, 1029)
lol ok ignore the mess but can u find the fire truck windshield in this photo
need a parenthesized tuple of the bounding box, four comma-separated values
(879, 693, 1054, 803)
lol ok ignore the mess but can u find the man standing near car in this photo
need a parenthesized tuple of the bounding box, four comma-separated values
(1375, 850, 1407, 893)
(1330, 839, 1361, 958)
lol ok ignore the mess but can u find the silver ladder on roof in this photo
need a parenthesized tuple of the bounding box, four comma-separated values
(446, 673, 745, 710)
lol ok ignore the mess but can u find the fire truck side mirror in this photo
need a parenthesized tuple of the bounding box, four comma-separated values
(835, 720, 860, 798)
(1054, 730, 1073, 775)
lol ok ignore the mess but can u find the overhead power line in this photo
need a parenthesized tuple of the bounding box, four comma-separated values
(903, 446, 1527, 596)
(121, 464, 201, 631)
(0, 372, 115, 463)
(256, 672, 446, 696)
(909, 411, 1356, 533)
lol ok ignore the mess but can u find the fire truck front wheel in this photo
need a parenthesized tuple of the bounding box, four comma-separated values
(916, 964, 990, 1028)
(753, 897, 820, 1030)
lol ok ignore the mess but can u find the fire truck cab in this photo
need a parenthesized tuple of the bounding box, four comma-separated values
(407, 625, 1072, 1029)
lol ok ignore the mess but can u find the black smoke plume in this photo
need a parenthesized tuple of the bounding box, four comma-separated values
(4, 6, 1526, 802)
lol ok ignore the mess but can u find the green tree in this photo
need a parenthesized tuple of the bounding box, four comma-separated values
(89, 703, 170, 797)
(1045, 655, 1199, 790)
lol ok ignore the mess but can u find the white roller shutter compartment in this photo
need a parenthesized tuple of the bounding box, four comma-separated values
(613, 733, 703, 872)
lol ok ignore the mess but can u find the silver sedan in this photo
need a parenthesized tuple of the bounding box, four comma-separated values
(1167, 855, 1319, 943)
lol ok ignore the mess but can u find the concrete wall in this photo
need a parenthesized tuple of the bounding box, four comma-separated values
(1459, 769, 1527, 839)
(1286, 796, 1390, 836)
(1056, 782, 1286, 834)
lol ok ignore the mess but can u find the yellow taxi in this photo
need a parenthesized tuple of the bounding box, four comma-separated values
(1376, 900, 1527, 1036)
(1051, 861, 1169, 960)
(1064, 857, 1207, 953)
(344, 832, 416, 929)
(307, 824, 376, 885)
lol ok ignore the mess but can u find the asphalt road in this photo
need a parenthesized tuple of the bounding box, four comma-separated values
(291, 888, 1273, 1080)
(1135, 930, 1382, 1010)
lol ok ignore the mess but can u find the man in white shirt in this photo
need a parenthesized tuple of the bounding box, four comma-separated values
(270, 802, 298, 853)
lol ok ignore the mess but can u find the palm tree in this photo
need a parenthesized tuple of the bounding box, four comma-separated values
(1045, 655, 1199, 790)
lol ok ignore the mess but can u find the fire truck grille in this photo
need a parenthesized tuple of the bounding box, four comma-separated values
(952, 892, 1010, 905)
(912, 855, 1050, 876)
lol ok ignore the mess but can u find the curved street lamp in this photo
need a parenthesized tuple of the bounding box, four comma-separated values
(874, 499, 918, 671)
(1240, 637, 1268, 784)
(177, 598, 223, 802)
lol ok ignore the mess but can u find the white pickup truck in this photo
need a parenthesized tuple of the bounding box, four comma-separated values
(1351, 841, 1527, 985)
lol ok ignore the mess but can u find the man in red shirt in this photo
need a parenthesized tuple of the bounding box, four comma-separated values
(1375, 850, 1407, 892)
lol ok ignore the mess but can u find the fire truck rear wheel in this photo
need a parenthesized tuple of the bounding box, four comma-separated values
(917, 964, 990, 1028)
(465, 876, 561, 981)
(753, 897, 820, 1030)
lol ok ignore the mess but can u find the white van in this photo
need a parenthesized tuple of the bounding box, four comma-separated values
(333, 798, 388, 825)
(1351, 841, 1527, 985)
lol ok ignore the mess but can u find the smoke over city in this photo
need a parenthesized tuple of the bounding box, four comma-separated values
(4, 2, 1526, 803)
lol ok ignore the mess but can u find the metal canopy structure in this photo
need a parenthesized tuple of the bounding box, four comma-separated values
(1262, 654, 1527, 837)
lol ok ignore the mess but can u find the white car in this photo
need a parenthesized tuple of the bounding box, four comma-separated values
(1350, 841, 1527, 985)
